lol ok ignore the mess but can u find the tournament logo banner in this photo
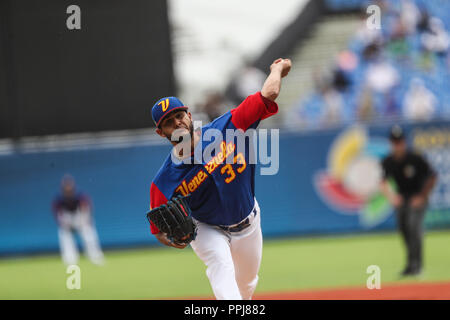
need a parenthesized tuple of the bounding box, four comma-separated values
(313, 122, 450, 230)
(314, 125, 393, 229)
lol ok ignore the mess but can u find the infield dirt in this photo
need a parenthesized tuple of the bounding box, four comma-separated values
(184, 281, 450, 300)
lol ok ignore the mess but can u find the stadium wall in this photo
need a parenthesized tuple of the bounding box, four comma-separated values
(1, 121, 450, 255)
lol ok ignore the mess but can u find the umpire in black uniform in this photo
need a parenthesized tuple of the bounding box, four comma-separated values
(380, 125, 437, 277)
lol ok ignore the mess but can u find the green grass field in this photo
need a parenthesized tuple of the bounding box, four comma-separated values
(1, 230, 449, 299)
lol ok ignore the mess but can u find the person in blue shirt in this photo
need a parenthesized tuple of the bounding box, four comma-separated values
(149, 58, 291, 299)
(53, 174, 104, 266)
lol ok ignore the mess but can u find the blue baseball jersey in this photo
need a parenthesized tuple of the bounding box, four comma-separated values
(149, 92, 278, 234)
(53, 193, 90, 214)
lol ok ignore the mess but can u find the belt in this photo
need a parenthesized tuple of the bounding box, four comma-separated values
(218, 207, 257, 233)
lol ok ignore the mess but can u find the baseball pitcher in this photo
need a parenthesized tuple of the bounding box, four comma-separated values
(147, 58, 291, 299)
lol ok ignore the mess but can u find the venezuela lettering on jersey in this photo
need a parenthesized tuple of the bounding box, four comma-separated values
(149, 92, 278, 234)
(175, 141, 237, 196)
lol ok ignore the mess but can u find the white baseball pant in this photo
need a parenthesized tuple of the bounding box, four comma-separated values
(57, 210, 105, 265)
(190, 199, 262, 300)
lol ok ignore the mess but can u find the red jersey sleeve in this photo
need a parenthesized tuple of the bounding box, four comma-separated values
(230, 92, 278, 131)
(149, 182, 168, 234)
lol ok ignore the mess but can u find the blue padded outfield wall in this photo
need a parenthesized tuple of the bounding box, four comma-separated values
(1, 121, 450, 255)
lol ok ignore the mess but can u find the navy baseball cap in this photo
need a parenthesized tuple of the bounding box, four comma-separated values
(151, 96, 188, 127)
(389, 124, 405, 141)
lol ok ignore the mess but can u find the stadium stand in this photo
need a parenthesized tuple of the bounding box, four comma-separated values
(283, 0, 450, 129)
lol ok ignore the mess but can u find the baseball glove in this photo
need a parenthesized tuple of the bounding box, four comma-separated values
(146, 195, 197, 245)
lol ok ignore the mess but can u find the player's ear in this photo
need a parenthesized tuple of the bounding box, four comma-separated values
(156, 128, 166, 138)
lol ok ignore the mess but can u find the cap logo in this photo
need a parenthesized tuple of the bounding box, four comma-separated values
(158, 98, 170, 112)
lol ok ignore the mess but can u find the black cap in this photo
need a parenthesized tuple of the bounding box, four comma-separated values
(389, 125, 405, 141)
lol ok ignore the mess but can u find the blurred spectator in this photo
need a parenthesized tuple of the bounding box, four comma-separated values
(417, 49, 436, 71)
(321, 86, 343, 126)
(354, 14, 384, 48)
(332, 68, 351, 92)
(388, 15, 410, 60)
(421, 17, 450, 56)
(402, 78, 437, 121)
(365, 58, 400, 94)
(416, 6, 431, 33)
(337, 50, 358, 71)
(313, 51, 356, 98)
(52, 175, 104, 266)
(362, 40, 383, 62)
(399, 0, 420, 35)
(355, 1, 390, 62)
(332, 50, 357, 92)
(390, 14, 408, 40)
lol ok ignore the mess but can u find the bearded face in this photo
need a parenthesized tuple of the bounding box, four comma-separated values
(158, 110, 194, 144)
